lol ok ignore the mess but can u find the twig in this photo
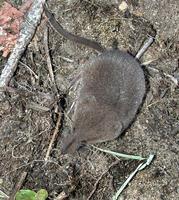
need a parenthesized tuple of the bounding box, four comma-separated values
(9, 171, 27, 200)
(58, 55, 74, 63)
(164, 73, 178, 86)
(45, 112, 62, 161)
(87, 160, 119, 200)
(0, 190, 9, 199)
(147, 66, 178, 86)
(19, 61, 39, 79)
(141, 59, 157, 66)
(44, 25, 59, 95)
(44, 25, 55, 83)
(54, 191, 68, 200)
(27, 102, 50, 112)
(135, 36, 154, 59)
(0, 0, 46, 96)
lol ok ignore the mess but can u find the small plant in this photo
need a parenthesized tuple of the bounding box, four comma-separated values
(15, 189, 48, 200)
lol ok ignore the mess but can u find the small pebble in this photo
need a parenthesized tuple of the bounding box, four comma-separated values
(0, 100, 10, 115)
(119, 1, 128, 11)
(0, 178, 3, 185)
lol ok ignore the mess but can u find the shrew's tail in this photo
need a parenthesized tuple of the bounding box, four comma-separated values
(44, 5, 105, 52)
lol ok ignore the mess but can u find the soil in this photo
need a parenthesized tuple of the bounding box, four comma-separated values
(0, 0, 179, 200)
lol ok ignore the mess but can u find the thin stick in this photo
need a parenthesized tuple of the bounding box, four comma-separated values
(44, 26, 55, 83)
(147, 66, 178, 86)
(0, 0, 46, 91)
(27, 102, 50, 112)
(135, 36, 154, 59)
(19, 61, 39, 79)
(87, 160, 119, 200)
(9, 171, 27, 200)
(45, 112, 62, 161)
(43, 25, 59, 95)
(54, 191, 68, 200)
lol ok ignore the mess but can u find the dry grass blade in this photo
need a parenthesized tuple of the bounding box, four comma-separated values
(45, 112, 62, 161)
(44, 25, 55, 83)
(90, 146, 155, 199)
(27, 102, 50, 112)
(112, 154, 155, 200)
(0, 190, 9, 199)
(19, 61, 39, 79)
(91, 145, 146, 161)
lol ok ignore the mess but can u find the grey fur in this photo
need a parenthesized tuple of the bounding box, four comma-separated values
(62, 50, 145, 154)
(44, 7, 146, 154)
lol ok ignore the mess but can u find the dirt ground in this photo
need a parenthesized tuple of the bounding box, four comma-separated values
(0, 0, 179, 199)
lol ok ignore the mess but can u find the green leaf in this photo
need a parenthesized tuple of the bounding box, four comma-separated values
(15, 189, 36, 200)
(36, 189, 48, 200)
